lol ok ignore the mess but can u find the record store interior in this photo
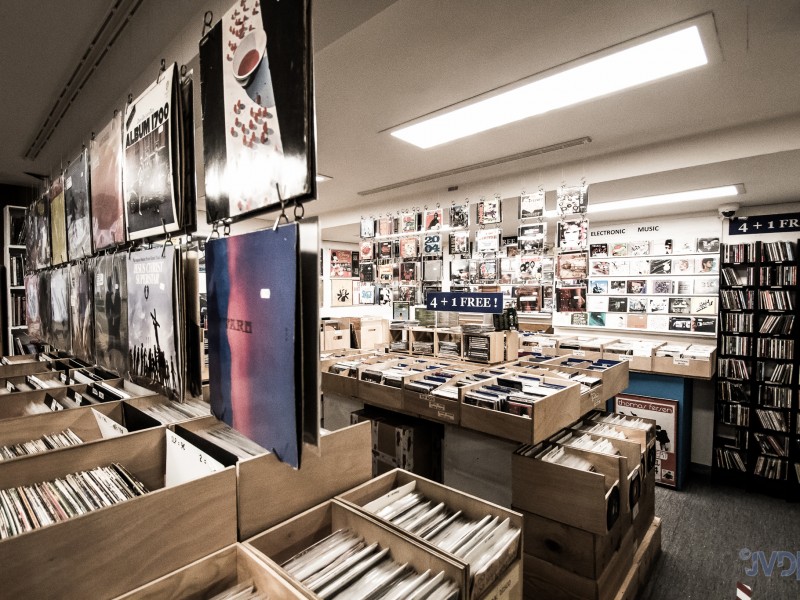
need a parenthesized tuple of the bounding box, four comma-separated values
(0, 1, 799, 598)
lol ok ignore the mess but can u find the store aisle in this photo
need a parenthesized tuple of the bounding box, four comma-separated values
(641, 476, 799, 599)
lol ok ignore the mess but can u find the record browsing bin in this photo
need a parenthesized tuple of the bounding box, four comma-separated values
(0, 427, 238, 599)
(244, 499, 468, 599)
(336, 468, 523, 600)
(117, 543, 305, 600)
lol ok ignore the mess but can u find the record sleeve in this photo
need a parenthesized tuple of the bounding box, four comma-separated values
(90, 112, 126, 249)
(124, 64, 181, 240)
(65, 149, 93, 260)
(590, 279, 608, 294)
(423, 233, 443, 256)
(50, 267, 71, 352)
(519, 191, 544, 219)
(27, 193, 51, 270)
(127, 247, 181, 399)
(449, 231, 470, 255)
(556, 184, 588, 216)
(207, 222, 317, 467)
(69, 262, 94, 364)
(449, 204, 469, 228)
(25, 274, 43, 342)
(589, 312, 606, 327)
(329, 250, 352, 278)
(331, 279, 353, 306)
(360, 218, 375, 238)
(50, 177, 68, 265)
(589, 243, 608, 257)
(557, 287, 586, 312)
(476, 197, 501, 224)
(200, 0, 314, 223)
(424, 208, 443, 230)
(93, 254, 128, 376)
(557, 218, 588, 251)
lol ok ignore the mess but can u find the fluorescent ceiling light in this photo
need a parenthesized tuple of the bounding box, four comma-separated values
(589, 185, 742, 214)
(392, 16, 716, 148)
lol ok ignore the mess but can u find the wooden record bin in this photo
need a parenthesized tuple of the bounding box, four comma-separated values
(0, 358, 51, 379)
(336, 468, 522, 600)
(116, 543, 305, 600)
(0, 370, 66, 393)
(244, 499, 467, 600)
(175, 419, 373, 540)
(539, 356, 629, 414)
(583, 410, 657, 474)
(0, 427, 237, 599)
(0, 400, 161, 460)
(459, 376, 581, 445)
(0, 385, 91, 420)
(511, 445, 621, 536)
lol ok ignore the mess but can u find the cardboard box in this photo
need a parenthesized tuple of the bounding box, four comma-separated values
(337, 468, 523, 599)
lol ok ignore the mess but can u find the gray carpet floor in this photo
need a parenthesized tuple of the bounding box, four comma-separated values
(640, 476, 799, 599)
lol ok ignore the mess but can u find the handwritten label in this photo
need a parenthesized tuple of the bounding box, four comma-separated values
(165, 430, 225, 487)
(573, 350, 586, 357)
(437, 411, 456, 421)
(591, 391, 601, 406)
(428, 401, 446, 411)
(532, 345, 543, 353)
(617, 354, 634, 362)
(91, 408, 128, 439)
(673, 357, 690, 366)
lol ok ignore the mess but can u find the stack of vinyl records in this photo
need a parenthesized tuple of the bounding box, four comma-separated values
(464, 335, 490, 362)
(0, 429, 83, 461)
(462, 323, 495, 334)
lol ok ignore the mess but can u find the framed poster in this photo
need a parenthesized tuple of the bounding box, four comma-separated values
(199, 0, 315, 223)
(615, 394, 679, 488)
(331, 279, 353, 307)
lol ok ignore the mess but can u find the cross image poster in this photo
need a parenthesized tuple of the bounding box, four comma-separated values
(199, 0, 315, 223)
(65, 149, 93, 260)
(127, 247, 180, 399)
(94, 254, 129, 376)
(90, 113, 126, 249)
(28, 193, 51, 270)
(69, 263, 94, 364)
(50, 177, 68, 265)
(25, 274, 42, 341)
(206, 224, 302, 467)
(615, 394, 679, 488)
(123, 64, 180, 240)
(50, 267, 70, 352)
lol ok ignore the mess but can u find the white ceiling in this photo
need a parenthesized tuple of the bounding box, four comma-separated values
(1, 0, 798, 233)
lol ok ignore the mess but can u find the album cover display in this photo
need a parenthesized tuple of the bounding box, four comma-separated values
(556, 184, 588, 215)
(359, 263, 375, 283)
(557, 286, 586, 312)
(50, 176, 68, 265)
(669, 297, 691, 314)
(94, 253, 128, 376)
(400, 236, 418, 258)
(422, 232, 443, 256)
(69, 263, 94, 363)
(449, 231, 470, 255)
(329, 250, 352, 278)
(423, 260, 443, 281)
(25, 274, 42, 341)
(207, 223, 318, 467)
(450, 259, 470, 284)
(359, 241, 374, 261)
(557, 252, 588, 280)
(476, 197, 501, 224)
(50, 267, 70, 352)
(611, 243, 627, 257)
(449, 203, 469, 228)
(124, 64, 181, 240)
(127, 247, 181, 399)
(519, 190, 545, 219)
(64, 149, 93, 260)
(200, 0, 315, 222)
(28, 193, 51, 270)
(359, 286, 375, 305)
(400, 213, 419, 232)
(627, 279, 647, 294)
(590, 243, 608, 257)
(696, 237, 720, 253)
(90, 112, 126, 249)
(331, 279, 353, 306)
(557, 218, 588, 251)
(692, 316, 717, 333)
(424, 208, 443, 230)
(590, 280, 608, 294)
(628, 298, 647, 313)
(360, 218, 375, 238)
(608, 297, 627, 312)
(377, 217, 394, 235)
(475, 228, 501, 253)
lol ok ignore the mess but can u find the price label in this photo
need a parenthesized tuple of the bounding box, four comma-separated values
(673, 357, 690, 366)
(92, 408, 128, 439)
(590, 391, 601, 406)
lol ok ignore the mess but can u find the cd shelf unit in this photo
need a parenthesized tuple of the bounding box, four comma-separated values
(3, 205, 27, 356)
(713, 239, 799, 499)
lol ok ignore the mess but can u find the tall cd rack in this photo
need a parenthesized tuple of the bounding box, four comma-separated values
(713, 239, 799, 499)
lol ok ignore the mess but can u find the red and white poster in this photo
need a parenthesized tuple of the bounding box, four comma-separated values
(615, 394, 679, 488)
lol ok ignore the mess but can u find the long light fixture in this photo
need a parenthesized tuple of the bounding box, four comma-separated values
(392, 15, 718, 149)
(588, 184, 742, 214)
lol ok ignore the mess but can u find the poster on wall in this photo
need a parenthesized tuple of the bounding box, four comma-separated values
(123, 63, 181, 240)
(615, 394, 679, 488)
(199, 0, 315, 223)
(94, 254, 128, 377)
(206, 221, 320, 467)
(65, 149, 93, 260)
(90, 112, 126, 249)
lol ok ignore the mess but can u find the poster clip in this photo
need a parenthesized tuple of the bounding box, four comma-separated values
(202, 11, 214, 37)
(206, 221, 221, 243)
(223, 219, 231, 237)
(157, 59, 166, 83)
(273, 184, 289, 230)
(294, 200, 305, 221)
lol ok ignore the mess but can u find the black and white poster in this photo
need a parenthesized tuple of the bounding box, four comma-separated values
(127, 247, 180, 398)
(94, 254, 128, 376)
(65, 149, 93, 260)
(200, 0, 315, 223)
(123, 64, 180, 240)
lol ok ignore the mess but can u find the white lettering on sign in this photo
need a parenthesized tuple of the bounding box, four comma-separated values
(92, 408, 128, 439)
(165, 430, 225, 488)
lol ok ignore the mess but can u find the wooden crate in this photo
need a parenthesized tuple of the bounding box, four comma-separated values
(244, 499, 467, 600)
(460, 376, 581, 444)
(179, 420, 373, 540)
(82, 378, 157, 404)
(402, 368, 477, 425)
(512, 446, 621, 535)
(0, 370, 65, 393)
(123, 395, 211, 425)
(583, 411, 657, 474)
(517, 505, 629, 580)
(540, 356, 629, 401)
(505, 362, 608, 417)
(0, 427, 238, 599)
(0, 385, 92, 420)
(337, 468, 523, 599)
(651, 347, 716, 378)
(115, 543, 305, 599)
(612, 518, 662, 600)
(0, 359, 50, 379)
(522, 526, 635, 600)
(323, 327, 350, 351)
(320, 356, 362, 398)
(0, 400, 161, 458)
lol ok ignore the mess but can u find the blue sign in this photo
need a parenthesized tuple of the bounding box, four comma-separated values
(426, 292, 504, 314)
(729, 212, 800, 235)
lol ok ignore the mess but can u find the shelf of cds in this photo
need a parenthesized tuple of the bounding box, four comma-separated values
(713, 240, 799, 498)
(3, 205, 27, 355)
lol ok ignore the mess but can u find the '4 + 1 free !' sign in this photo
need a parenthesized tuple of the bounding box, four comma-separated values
(426, 292, 504, 314)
